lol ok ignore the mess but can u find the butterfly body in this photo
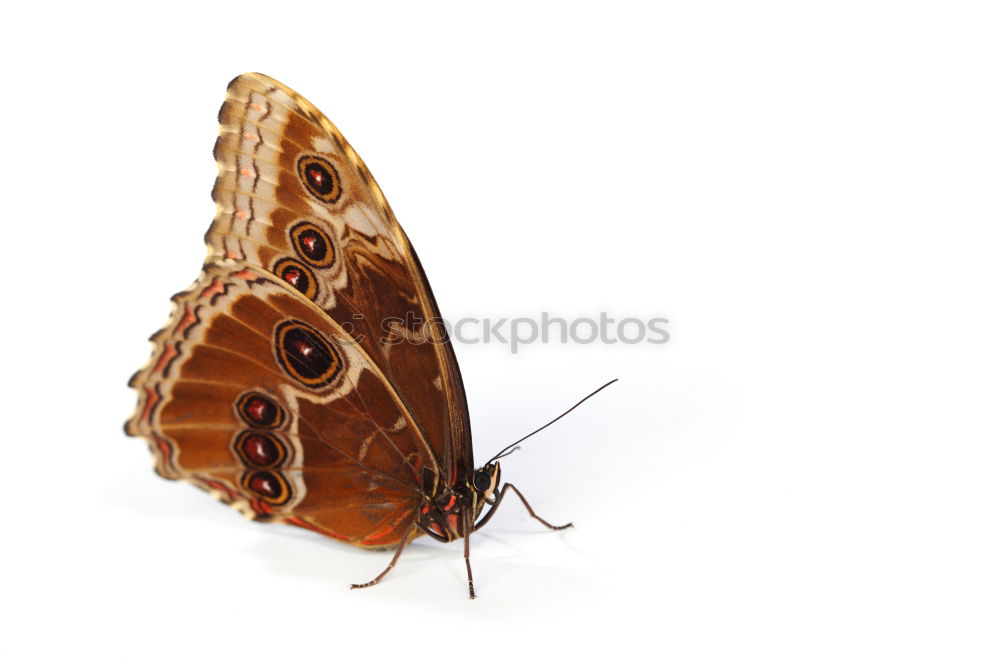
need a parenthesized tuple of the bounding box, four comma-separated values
(127, 73, 574, 596)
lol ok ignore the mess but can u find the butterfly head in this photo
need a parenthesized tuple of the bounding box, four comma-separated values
(416, 463, 501, 543)
(472, 462, 501, 504)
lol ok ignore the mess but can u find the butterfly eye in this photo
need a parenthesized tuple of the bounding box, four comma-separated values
(297, 155, 342, 203)
(473, 469, 493, 493)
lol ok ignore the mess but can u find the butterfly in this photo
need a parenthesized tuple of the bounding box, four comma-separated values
(125, 73, 613, 598)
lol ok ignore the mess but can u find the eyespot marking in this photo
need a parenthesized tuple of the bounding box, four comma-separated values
(236, 392, 284, 429)
(274, 320, 342, 388)
(297, 155, 342, 204)
(290, 221, 335, 268)
(274, 258, 318, 300)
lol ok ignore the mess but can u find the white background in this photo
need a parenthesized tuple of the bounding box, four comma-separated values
(3, 2, 998, 664)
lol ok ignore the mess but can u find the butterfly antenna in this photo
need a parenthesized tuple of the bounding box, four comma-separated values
(486, 378, 619, 465)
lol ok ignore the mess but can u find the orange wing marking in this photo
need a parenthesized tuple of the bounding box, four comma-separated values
(152, 342, 179, 375)
(360, 510, 414, 546)
(284, 516, 352, 542)
(173, 304, 199, 336)
(198, 277, 225, 301)
(140, 385, 160, 423)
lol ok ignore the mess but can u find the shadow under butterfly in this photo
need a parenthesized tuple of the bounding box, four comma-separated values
(125, 72, 616, 598)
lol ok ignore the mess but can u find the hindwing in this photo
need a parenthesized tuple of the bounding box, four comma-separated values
(126, 263, 446, 547)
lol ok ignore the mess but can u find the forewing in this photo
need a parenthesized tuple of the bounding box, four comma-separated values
(208, 73, 472, 484)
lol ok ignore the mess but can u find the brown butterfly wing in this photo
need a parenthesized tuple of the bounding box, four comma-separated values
(207, 73, 472, 485)
(127, 74, 474, 545)
(126, 263, 440, 547)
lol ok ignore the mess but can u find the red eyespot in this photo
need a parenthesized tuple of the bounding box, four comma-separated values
(236, 393, 284, 428)
(242, 470, 290, 504)
(290, 221, 335, 268)
(234, 431, 287, 467)
(296, 155, 342, 203)
(274, 258, 317, 300)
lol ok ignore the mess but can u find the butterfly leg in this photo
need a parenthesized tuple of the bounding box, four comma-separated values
(474, 483, 573, 532)
(463, 512, 476, 600)
(350, 532, 411, 590)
